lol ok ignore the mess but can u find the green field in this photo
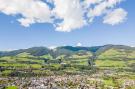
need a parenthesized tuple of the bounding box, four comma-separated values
(0, 46, 135, 88)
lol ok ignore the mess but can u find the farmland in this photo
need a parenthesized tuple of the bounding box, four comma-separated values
(0, 45, 135, 89)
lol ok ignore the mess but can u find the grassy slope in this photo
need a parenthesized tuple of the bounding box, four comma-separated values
(0, 48, 135, 88)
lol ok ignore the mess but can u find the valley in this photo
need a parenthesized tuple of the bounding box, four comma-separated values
(0, 45, 135, 89)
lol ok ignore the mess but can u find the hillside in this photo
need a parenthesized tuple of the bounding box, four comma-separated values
(0, 45, 135, 89)
(0, 44, 135, 73)
(1, 44, 133, 57)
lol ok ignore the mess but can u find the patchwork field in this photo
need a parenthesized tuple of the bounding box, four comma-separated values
(0, 46, 135, 89)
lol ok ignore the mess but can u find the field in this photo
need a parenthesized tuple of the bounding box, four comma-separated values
(0, 47, 135, 89)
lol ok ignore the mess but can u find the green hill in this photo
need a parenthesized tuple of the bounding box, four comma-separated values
(0, 44, 135, 77)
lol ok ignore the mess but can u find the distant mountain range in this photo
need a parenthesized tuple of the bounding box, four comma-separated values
(0, 44, 135, 57)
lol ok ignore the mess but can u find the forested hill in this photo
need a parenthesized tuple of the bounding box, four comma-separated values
(0, 44, 134, 57)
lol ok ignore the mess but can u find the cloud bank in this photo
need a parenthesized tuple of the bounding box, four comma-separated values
(0, 0, 127, 32)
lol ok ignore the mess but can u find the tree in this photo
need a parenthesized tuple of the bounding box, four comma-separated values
(58, 58, 62, 64)
(88, 53, 97, 67)
(0, 66, 4, 72)
(88, 58, 93, 67)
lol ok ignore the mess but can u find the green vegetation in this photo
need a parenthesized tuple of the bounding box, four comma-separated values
(0, 45, 135, 88)
(5, 86, 18, 89)
(95, 60, 127, 67)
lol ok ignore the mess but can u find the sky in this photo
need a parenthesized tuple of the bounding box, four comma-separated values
(0, 0, 135, 50)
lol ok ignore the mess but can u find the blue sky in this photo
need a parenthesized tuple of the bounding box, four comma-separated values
(0, 0, 134, 50)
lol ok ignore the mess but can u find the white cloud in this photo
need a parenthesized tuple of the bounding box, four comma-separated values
(48, 46, 57, 49)
(0, 0, 53, 27)
(18, 18, 34, 27)
(83, 0, 103, 8)
(53, 0, 86, 32)
(76, 43, 82, 46)
(103, 8, 127, 25)
(46, 0, 53, 3)
(87, 0, 123, 22)
(0, 0, 127, 32)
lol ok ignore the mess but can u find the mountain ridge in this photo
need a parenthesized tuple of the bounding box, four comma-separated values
(0, 44, 134, 57)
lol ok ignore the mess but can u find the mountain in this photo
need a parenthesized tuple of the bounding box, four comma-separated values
(0, 47, 51, 57)
(56, 46, 102, 52)
(0, 44, 135, 77)
(96, 44, 135, 55)
(0, 45, 134, 58)
(0, 46, 102, 57)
